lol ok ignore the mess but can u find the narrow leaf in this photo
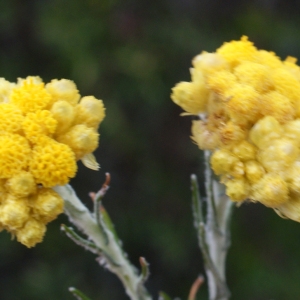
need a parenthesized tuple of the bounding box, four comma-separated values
(139, 257, 150, 283)
(61, 224, 101, 255)
(69, 287, 92, 300)
(190, 174, 204, 227)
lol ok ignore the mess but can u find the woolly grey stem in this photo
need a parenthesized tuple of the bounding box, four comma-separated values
(192, 151, 233, 300)
(204, 150, 233, 300)
(54, 185, 152, 300)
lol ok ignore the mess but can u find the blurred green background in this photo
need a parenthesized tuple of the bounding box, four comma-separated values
(1, 0, 300, 299)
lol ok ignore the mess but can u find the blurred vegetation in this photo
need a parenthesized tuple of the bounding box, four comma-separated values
(1, 0, 300, 299)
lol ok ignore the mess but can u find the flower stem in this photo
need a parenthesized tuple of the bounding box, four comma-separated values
(54, 184, 152, 300)
(191, 150, 233, 300)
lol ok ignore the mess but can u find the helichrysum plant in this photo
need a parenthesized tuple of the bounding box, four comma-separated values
(0, 76, 105, 248)
(4, 36, 300, 300)
(171, 36, 300, 300)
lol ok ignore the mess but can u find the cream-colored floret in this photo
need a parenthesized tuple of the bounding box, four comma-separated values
(31, 188, 64, 223)
(251, 174, 289, 208)
(51, 100, 75, 135)
(249, 116, 283, 149)
(6, 171, 36, 197)
(16, 218, 46, 248)
(171, 81, 209, 114)
(225, 178, 249, 202)
(0, 195, 30, 230)
(258, 138, 299, 173)
(46, 79, 80, 106)
(56, 124, 99, 160)
(74, 96, 105, 129)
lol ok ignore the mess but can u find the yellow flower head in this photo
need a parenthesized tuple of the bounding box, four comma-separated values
(171, 36, 300, 221)
(0, 76, 105, 246)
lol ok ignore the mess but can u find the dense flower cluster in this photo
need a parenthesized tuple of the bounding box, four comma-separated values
(171, 36, 300, 222)
(0, 76, 105, 247)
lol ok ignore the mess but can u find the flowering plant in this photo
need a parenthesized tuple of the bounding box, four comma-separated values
(2, 36, 300, 300)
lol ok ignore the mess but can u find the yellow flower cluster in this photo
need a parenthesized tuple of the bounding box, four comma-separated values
(0, 76, 105, 247)
(171, 36, 300, 222)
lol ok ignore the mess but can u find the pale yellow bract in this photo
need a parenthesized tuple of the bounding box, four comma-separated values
(0, 76, 105, 247)
(171, 36, 300, 222)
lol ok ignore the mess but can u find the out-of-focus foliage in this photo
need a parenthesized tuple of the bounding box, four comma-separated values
(1, 0, 300, 299)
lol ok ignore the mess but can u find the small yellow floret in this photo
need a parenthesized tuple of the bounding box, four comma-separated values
(74, 96, 106, 129)
(275, 197, 300, 222)
(210, 149, 240, 176)
(216, 36, 257, 67)
(284, 56, 300, 80)
(191, 120, 220, 150)
(0, 133, 31, 178)
(22, 110, 58, 143)
(207, 70, 236, 97)
(272, 68, 300, 104)
(260, 91, 295, 123)
(6, 171, 36, 197)
(31, 188, 64, 223)
(56, 124, 99, 160)
(171, 81, 209, 114)
(251, 174, 289, 208)
(230, 161, 245, 178)
(0, 78, 16, 103)
(192, 52, 229, 75)
(225, 177, 249, 202)
(219, 121, 246, 146)
(258, 138, 299, 173)
(10, 77, 52, 114)
(249, 116, 283, 149)
(51, 100, 75, 135)
(0, 103, 24, 133)
(244, 160, 265, 183)
(46, 79, 80, 106)
(30, 137, 77, 187)
(0, 195, 30, 230)
(285, 164, 300, 197)
(226, 84, 260, 125)
(234, 61, 273, 93)
(283, 119, 300, 145)
(232, 140, 256, 161)
(16, 218, 46, 248)
(254, 50, 282, 68)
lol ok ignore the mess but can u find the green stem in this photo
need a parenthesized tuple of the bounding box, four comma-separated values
(54, 185, 152, 300)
